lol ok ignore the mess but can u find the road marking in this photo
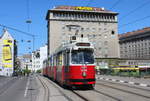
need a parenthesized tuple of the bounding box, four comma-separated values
(24, 78, 30, 97)
(106, 78, 109, 80)
(129, 82, 134, 84)
(96, 77, 150, 87)
(140, 83, 147, 87)
(119, 80, 124, 83)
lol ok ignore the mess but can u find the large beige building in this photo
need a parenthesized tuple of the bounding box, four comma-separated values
(46, 6, 120, 59)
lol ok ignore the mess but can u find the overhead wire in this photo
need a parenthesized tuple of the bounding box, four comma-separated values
(96, 0, 150, 36)
(48, 0, 56, 9)
(26, 0, 31, 32)
(109, 0, 121, 10)
(86, 0, 93, 7)
(93, 14, 150, 37)
(120, 15, 150, 28)
(26, 0, 30, 20)
(26, 0, 35, 52)
(0, 24, 34, 37)
(120, 0, 150, 20)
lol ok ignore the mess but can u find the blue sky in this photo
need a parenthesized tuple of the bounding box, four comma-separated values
(0, 0, 150, 55)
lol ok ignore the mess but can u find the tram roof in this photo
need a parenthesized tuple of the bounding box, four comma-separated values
(52, 37, 94, 55)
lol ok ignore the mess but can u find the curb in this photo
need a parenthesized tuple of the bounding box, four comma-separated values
(96, 77, 150, 87)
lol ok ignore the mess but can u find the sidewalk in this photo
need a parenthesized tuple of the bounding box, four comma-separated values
(96, 75, 150, 87)
(36, 76, 68, 101)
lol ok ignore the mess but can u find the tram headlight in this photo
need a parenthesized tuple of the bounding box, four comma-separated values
(82, 71, 87, 77)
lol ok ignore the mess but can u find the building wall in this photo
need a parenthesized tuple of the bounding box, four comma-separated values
(0, 30, 15, 76)
(18, 54, 32, 71)
(32, 45, 47, 72)
(119, 31, 150, 59)
(32, 50, 40, 72)
(119, 28, 150, 67)
(40, 45, 47, 69)
(46, 7, 120, 59)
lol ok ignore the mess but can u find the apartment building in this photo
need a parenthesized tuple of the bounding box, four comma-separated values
(119, 27, 150, 66)
(46, 6, 120, 59)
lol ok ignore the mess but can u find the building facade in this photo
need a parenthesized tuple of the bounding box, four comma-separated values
(119, 27, 150, 59)
(0, 29, 17, 76)
(32, 45, 47, 72)
(32, 50, 40, 72)
(18, 54, 32, 71)
(39, 45, 47, 70)
(119, 27, 150, 66)
(46, 6, 120, 59)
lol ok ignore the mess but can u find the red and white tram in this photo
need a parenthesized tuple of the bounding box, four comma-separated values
(43, 36, 96, 88)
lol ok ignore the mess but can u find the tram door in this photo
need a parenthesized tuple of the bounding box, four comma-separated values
(64, 51, 70, 84)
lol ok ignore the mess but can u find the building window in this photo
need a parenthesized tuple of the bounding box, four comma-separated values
(104, 35, 107, 38)
(93, 34, 96, 38)
(92, 28, 96, 32)
(104, 54, 108, 58)
(104, 41, 108, 45)
(86, 28, 89, 31)
(112, 16, 115, 20)
(81, 28, 84, 31)
(111, 30, 115, 35)
(62, 27, 65, 30)
(68, 27, 71, 31)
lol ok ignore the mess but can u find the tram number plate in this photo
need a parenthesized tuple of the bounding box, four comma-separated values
(81, 67, 87, 71)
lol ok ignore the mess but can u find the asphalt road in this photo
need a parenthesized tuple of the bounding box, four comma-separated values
(0, 75, 39, 101)
(1, 74, 149, 101)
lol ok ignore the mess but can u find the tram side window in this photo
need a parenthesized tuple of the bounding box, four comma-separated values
(56, 55, 59, 66)
(54, 56, 56, 66)
(50, 58, 52, 67)
(58, 53, 63, 66)
(67, 52, 70, 66)
(63, 51, 70, 66)
(63, 53, 66, 66)
(64, 52, 70, 66)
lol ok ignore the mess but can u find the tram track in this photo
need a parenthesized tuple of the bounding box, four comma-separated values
(72, 89, 122, 101)
(93, 89, 122, 101)
(38, 75, 150, 101)
(97, 79, 150, 92)
(37, 76, 50, 101)
(41, 78, 99, 101)
(41, 76, 123, 101)
(71, 90, 89, 101)
(96, 82, 150, 99)
(40, 76, 73, 101)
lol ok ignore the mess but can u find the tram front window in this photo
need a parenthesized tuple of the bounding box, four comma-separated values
(71, 50, 94, 64)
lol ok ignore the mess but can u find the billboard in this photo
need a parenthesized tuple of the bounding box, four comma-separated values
(2, 39, 13, 68)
